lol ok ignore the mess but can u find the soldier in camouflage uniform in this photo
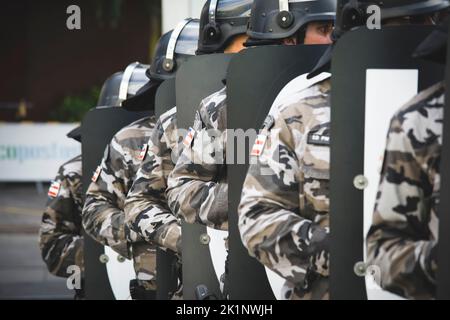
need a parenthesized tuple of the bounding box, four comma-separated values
(366, 16, 449, 300)
(82, 115, 158, 297)
(366, 82, 444, 300)
(121, 20, 199, 299)
(83, 21, 200, 298)
(124, 19, 199, 256)
(125, 107, 183, 253)
(39, 127, 84, 299)
(238, 79, 332, 300)
(167, 0, 335, 230)
(237, 0, 448, 300)
(82, 62, 160, 299)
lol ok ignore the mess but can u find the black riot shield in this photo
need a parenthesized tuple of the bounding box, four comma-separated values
(226, 44, 328, 300)
(155, 78, 176, 117)
(437, 31, 450, 300)
(330, 26, 444, 300)
(82, 107, 150, 300)
(154, 78, 179, 300)
(176, 54, 233, 299)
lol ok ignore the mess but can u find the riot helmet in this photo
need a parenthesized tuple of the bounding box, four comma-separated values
(122, 19, 199, 111)
(150, 18, 199, 79)
(336, 0, 450, 37)
(414, 16, 449, 64)
(197, 0, 253, 54)
(97, 71, 124, 107)
(246, 0, 337, 44)
(308, 0, 450, 78)
(118, 62, 149, 103)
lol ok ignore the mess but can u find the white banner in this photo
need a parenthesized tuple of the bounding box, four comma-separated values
(0, 123, 81, 182)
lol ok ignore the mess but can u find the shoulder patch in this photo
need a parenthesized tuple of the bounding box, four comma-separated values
(183, 127, 196, 148)
(138, 144, 148, 161)
(91, 165, 102, 183)
(251, 134, 268, 157)
(48, 181, 61, 198)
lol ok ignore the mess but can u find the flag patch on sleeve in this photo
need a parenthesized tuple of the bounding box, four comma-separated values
(183, 127, 196, 148)
(138, 144, 148, 161)
(48, 181, 61, 198)
(250, 134, 267, 157)
(91, 166, 102, 183)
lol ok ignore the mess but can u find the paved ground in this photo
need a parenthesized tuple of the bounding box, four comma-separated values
(0, 183, 73, 299)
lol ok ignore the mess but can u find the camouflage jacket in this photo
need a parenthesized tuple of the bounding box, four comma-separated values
(167, 87, 228, 230)
(39, 155, 84, 278)
(82, 116, 158, 287)
(238, 79, 331, 300)
(366, 82, 444, 300)
(125, 107, 183, 253)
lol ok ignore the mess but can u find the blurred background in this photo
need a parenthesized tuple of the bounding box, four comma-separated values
(0, 0, 205, 299)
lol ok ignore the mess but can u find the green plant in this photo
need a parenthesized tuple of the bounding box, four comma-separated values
(51, 86, 100, 122)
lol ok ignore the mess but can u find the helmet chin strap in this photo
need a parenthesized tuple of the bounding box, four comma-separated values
(209, 0, 218, 24)
(118, 62, 139, 104)
(279, 0, 289, 12)
(164, 18, 192, 72)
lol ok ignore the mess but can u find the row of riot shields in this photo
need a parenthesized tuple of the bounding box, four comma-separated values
(81, 25, 450, 300)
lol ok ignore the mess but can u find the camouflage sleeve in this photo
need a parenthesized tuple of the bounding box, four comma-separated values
(366, 114, 437, 300)
(82, 139, 132, 258)
(39, 162, 84, 278)
(238, 113, 328, 287)
(166, 108, 228, 230)
(125, 113, 181, 253)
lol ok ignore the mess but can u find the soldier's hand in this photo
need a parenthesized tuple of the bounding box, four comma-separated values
(307, 225, 330, 277)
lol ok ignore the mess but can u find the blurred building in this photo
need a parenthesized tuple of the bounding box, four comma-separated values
(0, 0, 162, 122)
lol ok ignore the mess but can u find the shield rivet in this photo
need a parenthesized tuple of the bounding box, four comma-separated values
(117, 255, 126, 263)
(354, 261, 367, 277)
(200, 233, 210, 245)
(99, 254, 109, 264)
(353, 175, 368, 190)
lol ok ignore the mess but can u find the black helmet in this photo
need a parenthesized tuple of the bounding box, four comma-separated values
(197, 0, 253, 54)
(336, 0, 450, 36)
(247, 0, 336, 42)
(308, 0, 450, 78)
(150, 18, 199, 80)
(118, 62, 149, 102)
(123, 19, 199, 111)
(98, 63, 149, 109)
(97, 71, 124, 107)
(414, 16, 449, 64)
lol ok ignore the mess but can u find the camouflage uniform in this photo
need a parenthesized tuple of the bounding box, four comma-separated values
(366, 82, 444, 300)
(238, 79, 331, 300)
(82, 116, 158, 291)
(166, 87, 228, 231)
(39, 155, 84, 278)
(125, 107, 183, 253)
